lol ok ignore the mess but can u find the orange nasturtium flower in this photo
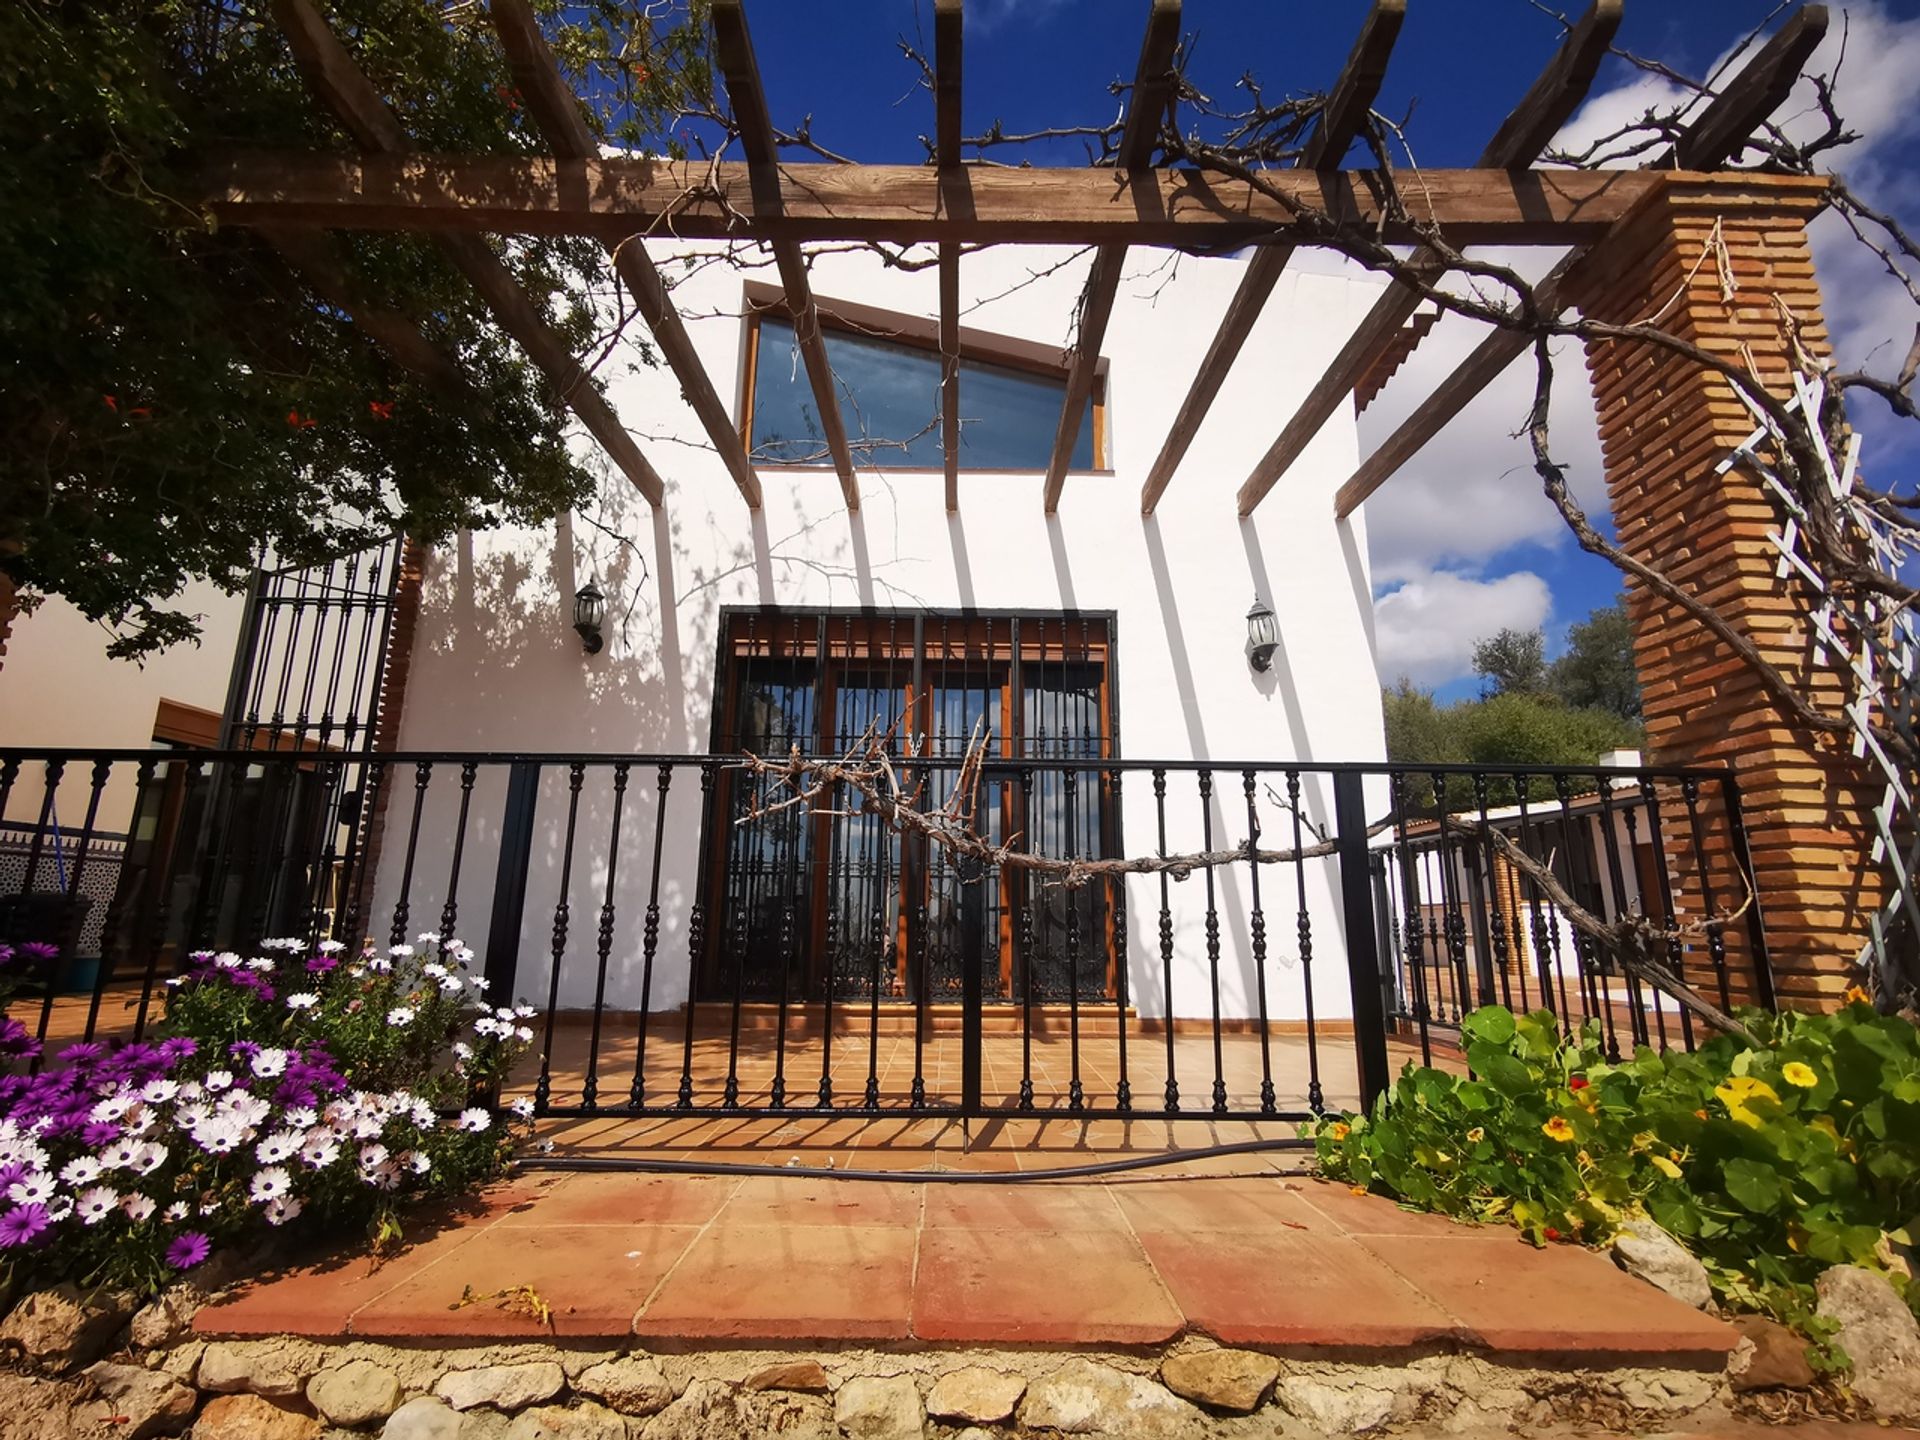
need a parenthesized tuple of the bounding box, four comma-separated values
(1781, 1062, 1819, 1089)
(1843, 984, 1872, 1006)
(1542, 1116, 1576, 1143)
(1325, 1121, 1351, 1141)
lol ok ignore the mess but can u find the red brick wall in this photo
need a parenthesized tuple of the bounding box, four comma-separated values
(1570, 175, 1884, 1008)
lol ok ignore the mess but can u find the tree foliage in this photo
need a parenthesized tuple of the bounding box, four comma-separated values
(1549, 596, 1642, 722)
(0, 0, 706, 659)
(1472, 627, 1550, 699)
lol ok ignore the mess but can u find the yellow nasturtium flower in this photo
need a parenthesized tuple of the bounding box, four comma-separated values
(1326, 1121, 1351, 1141)
(1714, 1075, 1781, 1129)
(1466, 1127, 1485, 1144)
(1542, 1115, 1576, 1143)
(1781, 1061, 1819, 1089)
(1843, 984, 1872, 1006)
(1650, 1153, 1683, 1180)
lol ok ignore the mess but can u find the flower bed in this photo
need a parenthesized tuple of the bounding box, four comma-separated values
(1308, 1001, 1920, 1353)
(0, 933, 530, 1296)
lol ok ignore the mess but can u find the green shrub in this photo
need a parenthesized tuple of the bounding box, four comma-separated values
(1308, 1002, 1920, 1338)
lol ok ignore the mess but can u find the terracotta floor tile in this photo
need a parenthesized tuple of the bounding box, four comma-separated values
(913, 1227, 1181, 1344)
(1110, 1177, 1331, 1234)
(720, 1174, 924, 1228)
(1135, 1226, 1464, 1349)
(349, 1224, 699, 1339)
(1286, 1180, 1486, 1238)
(194, 1205, 500, 1338)
(491, 1173, 739, 1228)
(1355, 1233, 1737, 1361)
(635, 1223, 916, 1340)
(921, 1181, 1125, 1232)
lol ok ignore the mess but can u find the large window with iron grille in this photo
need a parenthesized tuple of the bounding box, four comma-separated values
(701, 609, 1119, 1005)
(738, 283, 1107, 472)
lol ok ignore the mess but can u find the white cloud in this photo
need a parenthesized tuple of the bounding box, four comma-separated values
(1361, 2, 1920, 630)
(1373, 567, 1552, 688)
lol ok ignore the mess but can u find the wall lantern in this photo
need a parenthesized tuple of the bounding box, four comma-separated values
(572, 580, 606, 655)
(1246, 595, 1278, 673)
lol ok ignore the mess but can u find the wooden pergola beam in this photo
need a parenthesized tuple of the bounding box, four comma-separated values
(1139, 0, 1404, 515)
(1234, 0, 1623, 517)
(1043, 0, 1181, 513)
(1668, 4, 1828, 170)
(260, 226, 467, 393)
(270, 0, 664, 506)
(488, 0, 761, 510)
(712, 0, 857, 510)
(936, 0, 963, 511)
(205, 153, 1663, 246)
(1334, 5, 1832, 520)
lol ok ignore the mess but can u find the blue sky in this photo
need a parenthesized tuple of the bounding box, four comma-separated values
(724, 1, 1920, 701)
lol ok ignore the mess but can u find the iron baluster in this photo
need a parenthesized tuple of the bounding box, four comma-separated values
(582, 762, 629, 1111)
(1153, 767, 1178, 1112)
(389, 761, 433, 949)
(1199, 769, 1227, 1114)
(1064, 768, 1084, 1112)
(536, 763, 585, 1116)
(630, 765, 673, 1111)
(677, 763, 718, 1109)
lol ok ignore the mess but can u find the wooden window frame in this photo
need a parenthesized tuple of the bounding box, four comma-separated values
(737, 279, 1111, 474)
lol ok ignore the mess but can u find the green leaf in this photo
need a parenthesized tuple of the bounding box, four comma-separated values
(1461, 1006, 1517, 1048)
(1723, 1158, 1786, 1214)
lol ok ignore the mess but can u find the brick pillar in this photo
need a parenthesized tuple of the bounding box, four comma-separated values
(0, 572, 16, 678)
(347, 537, 427, 944)
(1571, 174, 1885, 1009)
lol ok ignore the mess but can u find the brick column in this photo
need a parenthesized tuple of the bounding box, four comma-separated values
(346, 537, 427, 945)
(1570, 174, 1885, 1009)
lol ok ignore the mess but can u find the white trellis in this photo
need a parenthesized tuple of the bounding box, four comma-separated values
(1716, 370, 1919, 993)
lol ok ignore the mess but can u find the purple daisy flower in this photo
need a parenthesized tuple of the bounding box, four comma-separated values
(164, 1231, 211, 1269)
(80, 1121, 121, 1148)
(228, 1041, 262, 1063)
(0, 945, 12, 967)
(0, 1019, 41, 1060)
(0, 1164, 25, 1193)
(16, 942, 58, 964)
(56, 1041, 105, 1066)
(0, 1205, 51, 1248)
(306, 954, 338, 974)
(158, 1037, 197, 1062)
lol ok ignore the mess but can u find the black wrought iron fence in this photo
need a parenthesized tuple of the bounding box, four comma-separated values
(0, 748, 1772, 1125)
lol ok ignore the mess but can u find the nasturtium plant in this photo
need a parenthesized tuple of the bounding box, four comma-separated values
(1308, 1001, 1920, 1347)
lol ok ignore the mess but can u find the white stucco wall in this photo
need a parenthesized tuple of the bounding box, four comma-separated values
(364, 243, 1391, 1022)
(0, 585, 246, 834)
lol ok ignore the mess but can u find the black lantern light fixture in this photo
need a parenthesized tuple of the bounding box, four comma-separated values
(573, 579, 606, 655)
(1246, 595, 1278, 673)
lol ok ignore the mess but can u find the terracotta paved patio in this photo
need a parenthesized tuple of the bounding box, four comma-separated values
(197, 1167, 1735, 1365)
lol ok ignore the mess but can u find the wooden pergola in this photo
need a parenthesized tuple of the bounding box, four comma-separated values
(219, 0, 1830, 521)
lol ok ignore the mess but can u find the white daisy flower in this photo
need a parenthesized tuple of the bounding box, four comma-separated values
(245, 958, 275, 973)
(366, 1162, 401, 1191)
(286, 993, 320, 1011)
(317, 939, 345, 954)
(60, 1156, 103, 1186)
(439, 976, 464, 995)
(389, 944, 415, 958)
(453, 1042, 475, 1061)
(386, 1007, 415, 1027)
(132, 1142, 168, 1176)
(250, 1048, 289, 1079)
(255, 1131, 299, 1165)
(140, 1079, 179, 1105)
(248, 1167, 291, 1204)
(213, 952, 242, 970)
(416, 931, 441, 945)
(456, 1108, 492, 1134)
(163, 1202, 189, 1222)
(357, 1143, 389, 1170)
(282, 1107, 318, 1130)
(367, 958, 393, 975)
(7, 1173, 54, 1206)
(204, 1070, 234, 1093)
(100, 1138, 142, 1171)
(515, 1027, 533, 1043)
(75, 1187, 118, 1225)
(509, 1097, 536, 1120)
(300, 1137, 341, 1170)
(263, 1195, 304, 1226)
(120, 1194, 156, 1222)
